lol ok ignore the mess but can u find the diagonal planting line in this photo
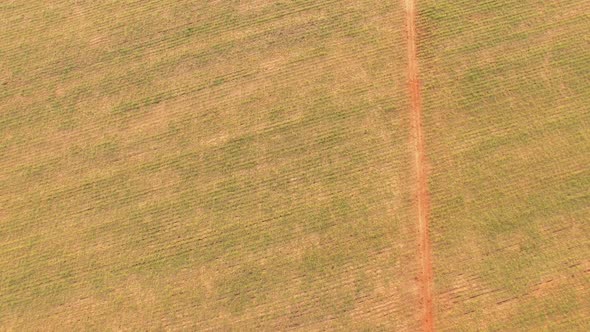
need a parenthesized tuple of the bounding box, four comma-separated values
(404, 0, 434, 331)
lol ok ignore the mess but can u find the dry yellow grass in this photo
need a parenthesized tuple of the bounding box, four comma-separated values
(1, 1, 423, 329)
(419, 0, 590, 330)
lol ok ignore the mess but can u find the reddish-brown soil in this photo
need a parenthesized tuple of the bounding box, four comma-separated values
(404, 0, 434, 330)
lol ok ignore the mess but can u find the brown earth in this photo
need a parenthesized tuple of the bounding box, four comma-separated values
(404, 0, 434, 331)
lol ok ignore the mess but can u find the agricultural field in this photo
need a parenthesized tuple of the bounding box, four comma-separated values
(418, 0, 590, 330)
(1, 0, 424, 330)
(1, 0, 588, 331)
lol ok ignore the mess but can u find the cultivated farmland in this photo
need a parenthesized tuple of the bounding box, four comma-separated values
(419, 0, 590, 330)
(1, 0, 424, 329)
(1, 0, 589, 331)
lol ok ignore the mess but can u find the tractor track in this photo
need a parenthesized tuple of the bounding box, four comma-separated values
(404, 0, 434, 330)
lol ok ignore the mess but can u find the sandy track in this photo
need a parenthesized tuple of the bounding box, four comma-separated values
(404, 0, 434, 330)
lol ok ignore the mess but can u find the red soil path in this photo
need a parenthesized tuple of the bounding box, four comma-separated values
(404, 0, 434, 330)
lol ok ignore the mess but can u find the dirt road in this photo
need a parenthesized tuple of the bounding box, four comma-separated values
(404, 0, 434, 330)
